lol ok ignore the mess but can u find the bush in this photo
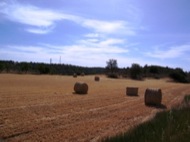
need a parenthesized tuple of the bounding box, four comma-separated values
(0, 63, 4, 72)
(130, 63, 143, 80)
(107, 73, 119, 79)
(169, 68, 188, 83)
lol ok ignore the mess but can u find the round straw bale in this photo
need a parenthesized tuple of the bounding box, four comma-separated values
(74, 82, 88, 94)
(144, 88, 162, 106)
(81, 72, 85, 76)
(94, 76, 100, 81)
(126, 87, 138, 96)
(73, 73, 77, 78)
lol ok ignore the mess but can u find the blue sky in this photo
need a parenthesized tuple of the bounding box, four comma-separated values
(0, 0, 190, 70)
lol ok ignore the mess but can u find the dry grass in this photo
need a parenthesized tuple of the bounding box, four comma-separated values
(0, 74, 190, 142)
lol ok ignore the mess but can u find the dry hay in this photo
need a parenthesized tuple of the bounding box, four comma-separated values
(126, 87, 138, 96)
(74, 82, 88, 94)
(1, 74, 190, 142)
(94, 76, 100, 81)
(144, 88, 162, 106)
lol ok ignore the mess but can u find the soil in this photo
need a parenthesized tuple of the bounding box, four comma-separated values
(0, 74, 189, 142)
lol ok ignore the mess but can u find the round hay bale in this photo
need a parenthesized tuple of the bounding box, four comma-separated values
(94, 76, 100, 81)
(126, 87, 138, 96)
(74, 82, 88, 94)
(144, 88, 162, 106)
(81, 72, 85, 76)
(73, 73, 77, 78)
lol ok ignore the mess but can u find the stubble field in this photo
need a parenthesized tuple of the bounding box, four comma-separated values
(0, 74, 190, 142)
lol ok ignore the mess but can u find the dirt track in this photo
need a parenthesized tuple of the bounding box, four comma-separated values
(0, 74, 190, 142)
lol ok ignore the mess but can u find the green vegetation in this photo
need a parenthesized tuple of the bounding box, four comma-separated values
(183, 95, 190, 105)
(169, 68, 189, 83)
(106, 59, 119, 78)
(0, 60, 190, 83)
(130, 63, 142, 80)
(102, 95, 190, 142)
(0, 60, 105, 75)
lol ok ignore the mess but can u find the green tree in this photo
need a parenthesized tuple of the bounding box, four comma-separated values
(170, 68, 188, 83)
(149, 66, 159, 74)
(106, 59, 118, 78)
(130, 63, 142, 80)
(38, 64, 50, 74)
(20, 62, 29, 73)
(0, 62, 4, 72)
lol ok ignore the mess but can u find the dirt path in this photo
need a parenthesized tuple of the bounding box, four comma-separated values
(0, 74, 189, 142)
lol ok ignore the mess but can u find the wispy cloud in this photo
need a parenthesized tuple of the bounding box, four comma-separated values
(4, 45, 43, 53)
(82, 19, 135, 35)
(0, 1, 136, 35)
(145, 44, 190, 59)
(41, 38, 135, 66)
(1, 39, 167, 68)
(0, 3, 62, 27)
(0, 1, 78, 34)
(0, 36, 129, 65)
(84, 33, 101, 38)
(0, 1, 137, 66)
(48, 37, 128, 55)
(26, 27, 54, 34)
(0, 45, 52, 63)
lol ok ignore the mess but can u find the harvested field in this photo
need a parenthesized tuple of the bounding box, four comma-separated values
(0, 74, 190, 142)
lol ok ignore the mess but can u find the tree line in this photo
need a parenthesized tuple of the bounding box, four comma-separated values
(0, 59, 190, 83)
(0, 60, 104, 75)
(105, 59, 190, 83)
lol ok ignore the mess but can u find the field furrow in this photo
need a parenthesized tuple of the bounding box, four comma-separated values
(0, 74, 190, 141)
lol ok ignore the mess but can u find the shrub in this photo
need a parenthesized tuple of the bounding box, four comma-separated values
(130, 63, 143, 80)
(107, 73, 119, 79)
(169, 68, 188, 83)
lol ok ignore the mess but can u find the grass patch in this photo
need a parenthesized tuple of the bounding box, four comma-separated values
(184, 95, 190, 104)
(102, 95, 190, 142)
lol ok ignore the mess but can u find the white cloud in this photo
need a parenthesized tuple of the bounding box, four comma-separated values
(0, 1, 80, 34)
(146, 44, 190, 59)
(84, 33, 100, 38)
(49, 45, 127, 66)
(2, 41, 176, 68)
(0, 1, 141, 67)
(5, 45, 43, 53)
(0, 1, 136, 35)
(99, 39, 125, 46)
(85, 38, 99, 43)
(47, 37, 128, 55)
(0, 3, 62, 27)
(26, 27, 53, 34)
(1, 35, 129, 65)
(82, 19, 135, 35)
